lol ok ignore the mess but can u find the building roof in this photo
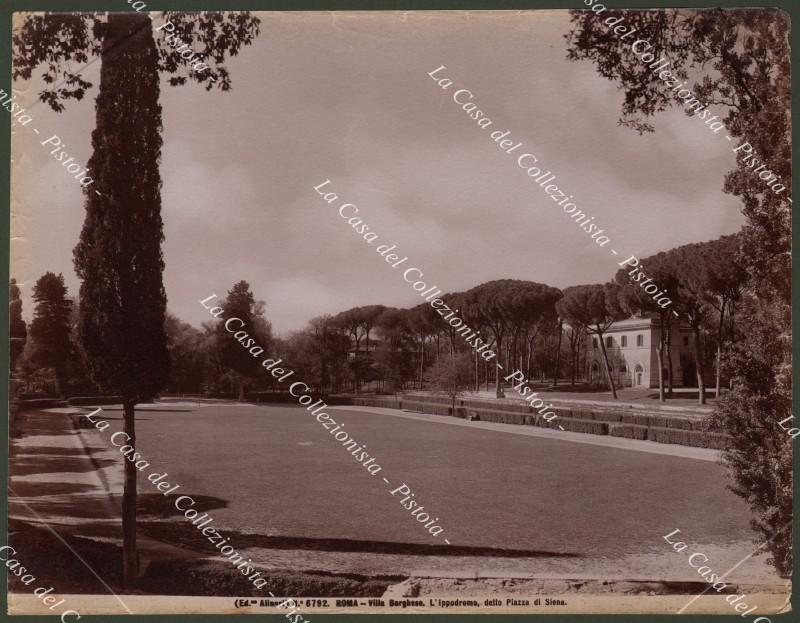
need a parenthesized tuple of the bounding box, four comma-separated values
(582, 315, 692, 335)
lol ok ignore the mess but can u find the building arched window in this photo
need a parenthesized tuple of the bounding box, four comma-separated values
(634, 363, 645, 386)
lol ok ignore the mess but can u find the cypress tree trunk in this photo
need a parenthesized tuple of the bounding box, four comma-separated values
(122, 399, 138, 585)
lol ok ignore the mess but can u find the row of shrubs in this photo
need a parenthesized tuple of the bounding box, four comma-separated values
(464, 408, 611, 436)
(402, 401, 453, 416)
(351, 396, 402, 409)
(402, 394, 709, 432)
(357, 395, 730, 451)
(607, 423, 731, 449)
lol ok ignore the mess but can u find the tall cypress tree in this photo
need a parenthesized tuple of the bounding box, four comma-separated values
(15, 9, 261, 587)
(73, 14, 169, 587)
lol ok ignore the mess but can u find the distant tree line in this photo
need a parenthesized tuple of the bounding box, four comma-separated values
(11, 232, 748, 406)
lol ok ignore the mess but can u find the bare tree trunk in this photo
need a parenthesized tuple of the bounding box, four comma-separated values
(661, 320, 674, 398)
(596, 331, 618, 399)
(418, 339, 424, 389)
(511, 331, 519, 379)
(571, 348, 576, 385)
(238, 380, 244, 402)
(495, 337, 505, 398)
(122, 399, 138, 587)
(715, 302, 726, 400)
(692, 324, 706, 405)
(569, 333, 578, 385)
(353, 334, 360, 394)
(526, 337, 534, 380)
(53, 371, 64, 398)
(552, 319, 563, 386)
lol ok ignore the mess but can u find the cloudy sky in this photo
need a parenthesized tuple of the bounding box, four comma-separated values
(12, 10, 743, 334)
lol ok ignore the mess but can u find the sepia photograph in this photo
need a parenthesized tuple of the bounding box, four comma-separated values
(5, 3, 794, 618)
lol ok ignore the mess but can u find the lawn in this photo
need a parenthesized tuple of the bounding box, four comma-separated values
(97, 401, 773, 581)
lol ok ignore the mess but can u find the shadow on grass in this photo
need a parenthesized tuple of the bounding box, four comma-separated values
(11, 454, 117, 477)
(138, 492, 229, 518)
(8, 519, 124, 593)
(10, 481, 97, 497)
(11, 492, 121, 520)
(12, 444, 102, 457)
(139, 512, 581, 559)
(8, 519, 400, 597)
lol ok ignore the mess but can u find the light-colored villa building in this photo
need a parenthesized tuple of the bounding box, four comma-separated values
(585, 316, 703, 389)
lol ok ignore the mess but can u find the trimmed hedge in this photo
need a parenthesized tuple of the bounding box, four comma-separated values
(572, 409, 624, 423)
(529, 416, 609, 435)
(608, 423, 649, 440)
(470, 410, 527, 425)
(350, 396, 401, 409)
(568, 408, 598, 421)
(621, 413, 670, 428)
(646, 426, 731, 450)
(350, 394, 727, 450)
(461, 398, 531, 414)
(403, 401, 451, 416)
(620, 412, 708, 431)
(403, 393, 452, 405)
(488, 401, 531, 414)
